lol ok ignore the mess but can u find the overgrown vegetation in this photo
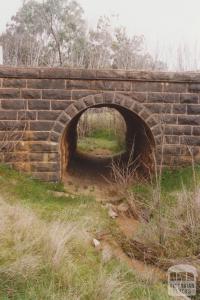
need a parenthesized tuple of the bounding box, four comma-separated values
(76, 106, 200, 289)
(0, 165, 171, 300)
(78, 129, 125, 155)
(120, 166, 200, 276)
(77, 108, 126, 155)
(0, 106, 199, 297)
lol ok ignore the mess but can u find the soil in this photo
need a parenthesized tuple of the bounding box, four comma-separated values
(89, 148, 114, 156)
(63, 172, 167, 283)
(117, 216, 139, 239)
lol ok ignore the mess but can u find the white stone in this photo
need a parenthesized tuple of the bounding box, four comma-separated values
(93, 238, 101, 248)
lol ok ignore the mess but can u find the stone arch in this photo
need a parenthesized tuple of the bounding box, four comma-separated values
(49, 92, 161, 142)
(48, 92, 161, 180)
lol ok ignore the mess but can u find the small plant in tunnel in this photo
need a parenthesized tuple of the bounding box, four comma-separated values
(77, 107, 126, 157)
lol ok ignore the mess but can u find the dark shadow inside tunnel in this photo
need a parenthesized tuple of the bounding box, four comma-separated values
(61, 104, 155, 183)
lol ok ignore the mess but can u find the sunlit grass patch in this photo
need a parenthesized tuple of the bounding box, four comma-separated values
(0, 164, 172, 299)
(0, 166, 172, 300)
(78, 129, 125, 155)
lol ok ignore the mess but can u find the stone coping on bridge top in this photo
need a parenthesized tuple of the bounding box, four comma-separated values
(0, 66, 200, 83)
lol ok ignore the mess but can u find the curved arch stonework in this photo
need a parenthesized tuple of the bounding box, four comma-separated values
(0, 66, 199, 181)
(47, 92, 162, 181)
(49, 92, 162, 145)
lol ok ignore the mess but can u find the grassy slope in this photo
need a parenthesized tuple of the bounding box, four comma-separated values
(131, 165, 200, 260)
(78, 129, 125, 155)
(0, 165, 171, 300)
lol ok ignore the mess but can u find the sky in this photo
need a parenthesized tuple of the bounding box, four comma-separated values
(0, 0, 200, 69)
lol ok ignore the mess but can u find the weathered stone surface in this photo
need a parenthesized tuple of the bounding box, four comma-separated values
(27, 79, 65, 89)
(0, 66, 200, 181)
(180, 136, 200, 146)
(29, 152, 59, 162)
(162, 114, 177, 124)
(178, 115, 200, 126)
(188, 83, 200, 92)
(0, 67, 40, 79)
(0, 120, 26, 131)
(139, 109, 150, 121)
(187, 104, 200, 115)
(29, 142, 58, 152)
(133, 82, 162, 92)
(91, 80, 132, 91)
(72, 90, 97, 100)
(3, 79, 26, 88)
(93, 93, 104, 104)
(73, 100, 87, 111)
(42, 89, 71, 100)
(59, 113, 71, 125)
(31, 172, 60, 182)
(49, 131, 60, 142)
(51, 100, 73, 110)
(24, 131, 49, 141)
(157, 144, 181, 156)
(66, 105, 78, 117)
(0, 88, 20, 98)
(123, 92, 147, 102)
(147, 92, 180, 103)
(28, 100, 50, 110)
(170, 125, 192, 136)
(146, 116, 157, 127)
(193, 126, 200, 136)
(161, 145, 181, 155)
(18, 111, 37, 120)
(0, 111, 18, 120)
(0, 66, 200, 83)
(124, 98, 134, 108)
(151, 125, 162, 136)
(164, 83, 187, 93)
(180, 93, 198, 103)
(66, 79, 91, 90)
(1, 100, 26, 110)
(30, 121, 53, 131)
(164, 135, 180, 144)
(0, 131, 23, 140)
(83, 95, 95, 106)
(21, 89, 42, 99)
(145, 103, 171, 114)
(54, 122, 65, 134)
(30, 162, 59, 172)
(180, 146, 200, 156)
(38, 111, 60, 121)
(3, 152, 29, 162)
(173, 104, 186, 114)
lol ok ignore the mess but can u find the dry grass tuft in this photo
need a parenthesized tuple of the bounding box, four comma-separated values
(0, 198, 88, 281)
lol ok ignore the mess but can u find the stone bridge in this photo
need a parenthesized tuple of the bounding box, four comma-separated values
(0, 66, 200, 181)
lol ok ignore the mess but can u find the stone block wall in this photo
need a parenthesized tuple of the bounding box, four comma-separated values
(0, 67, 200, 181)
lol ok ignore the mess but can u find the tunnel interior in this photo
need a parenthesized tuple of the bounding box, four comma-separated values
(61, 104, 155, 182)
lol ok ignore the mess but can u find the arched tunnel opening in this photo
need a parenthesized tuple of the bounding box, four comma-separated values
(61, 104, 155, 183)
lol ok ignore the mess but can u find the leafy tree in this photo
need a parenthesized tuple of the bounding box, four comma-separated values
(0, 0, 86, 66)
(112, 26, 165, 70)
(0, 0, 166, 70)
(84, 16, 113, 69)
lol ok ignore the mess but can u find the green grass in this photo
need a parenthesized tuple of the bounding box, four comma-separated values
(0, 164, 171, 300)
(131, 165, 200, 218)
(130, 165, 200, 264)
(78, 129, 125, 155)
(0, 165, 114, 232)
(160, 165, 200, 192)
(132, 165, 200, 197)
